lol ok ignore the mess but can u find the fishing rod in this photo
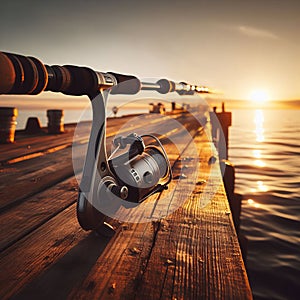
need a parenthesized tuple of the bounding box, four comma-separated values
(0, 52, 211, 96)
(0, 51, 211, 235)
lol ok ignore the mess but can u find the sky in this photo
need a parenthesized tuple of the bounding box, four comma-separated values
(1, 0, 300, 108)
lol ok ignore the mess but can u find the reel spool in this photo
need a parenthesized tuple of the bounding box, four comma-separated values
(109, 133, 172, 204)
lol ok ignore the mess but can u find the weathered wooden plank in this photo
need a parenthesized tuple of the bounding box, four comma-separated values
(0, 176, 78, 252)
(0, 113, 198, 240)
(0, 113, 198, 252)
(65, 130, 201, 299)
(0, 116, 197, 299)
(65, 128, 210, 300)
(134, 134, 251, 300)
(0, 124, 78, 162)
(0, 146, 76, 211)
(0, 125, 183, 252)
(0, 112, 251, 299)
(0, 113, 196, 211)
(67, 130, 251, 300)
(0, 113, 178, 164)
(0, 116, 131, 164)
(0, 204, 87, 299)
(0, 116, 144, 211)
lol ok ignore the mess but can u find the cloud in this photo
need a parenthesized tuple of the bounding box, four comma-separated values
(238, 25, 279, 40)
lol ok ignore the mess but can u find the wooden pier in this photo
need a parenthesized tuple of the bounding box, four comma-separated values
(0, 112, 252, 299)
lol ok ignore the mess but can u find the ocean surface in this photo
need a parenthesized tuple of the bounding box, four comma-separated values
(15, 106, 147, 130)
(229, 109, 300, 300)
(15, 107, 300, 299)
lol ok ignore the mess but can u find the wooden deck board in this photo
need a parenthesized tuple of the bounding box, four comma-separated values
(0, 113, 252, 299)
(0, 204, 86, 299)
(0, 114, 195, 212)
(67, 125, 199, 300)
(0, 115, 138, 163)
(0, 116, 141, 211)
(0, 113, 181, 164)
(0, 176, 78, 252)
(0, 118, 192, 253)
(0, 115, 193, 298)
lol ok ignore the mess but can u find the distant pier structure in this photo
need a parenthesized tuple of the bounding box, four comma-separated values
(149, 102, 166, 114)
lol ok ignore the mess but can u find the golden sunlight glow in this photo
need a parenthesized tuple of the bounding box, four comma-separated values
(254, 109, 265, 142)
(247, 199, 261, 208)
(257, 180, 268, 192)
(254, 159, 266, 167)
(253, 149, 261, 158)
(249, 89, 270, 102)
(249, 180, 268, 193)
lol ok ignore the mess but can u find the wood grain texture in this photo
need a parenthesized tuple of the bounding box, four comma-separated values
(0, 115, 135, 163)
(0, 113, 252, 299)
(67, 130, 252, 300)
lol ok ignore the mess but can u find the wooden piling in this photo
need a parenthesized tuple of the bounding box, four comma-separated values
(0, 107, 18, 143)
(47, 109, 64, 134)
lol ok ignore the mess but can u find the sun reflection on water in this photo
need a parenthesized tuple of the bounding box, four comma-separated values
(247, 198, 261, 208)
(254, 159, 266, 167)
(252, 110, 267, 169)
(253, 149, 261, 158)
(254, 109, 265, 142)
(250, 180, 269, 193)
(257, 180, 268, 192)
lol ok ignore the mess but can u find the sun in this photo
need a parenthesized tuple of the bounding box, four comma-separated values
(249, 89, 270, 102)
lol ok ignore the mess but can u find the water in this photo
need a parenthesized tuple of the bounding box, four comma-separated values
(15, 106, 148, 130)
(229, 109, 300, 300)
(15, 107, 300, 299)
(15, 109, 90, 130)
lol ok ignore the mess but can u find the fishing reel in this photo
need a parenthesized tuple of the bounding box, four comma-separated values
(76, 92, 172, 234)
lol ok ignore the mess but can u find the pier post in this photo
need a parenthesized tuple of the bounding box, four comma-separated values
(217, 102, 232, 160)
(47, 109, 64, 134)
(210, 103, 232, 160)
(0, 107, 18, 143)
(209, 106, 218, 142)
(171, 101, 176, 111)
